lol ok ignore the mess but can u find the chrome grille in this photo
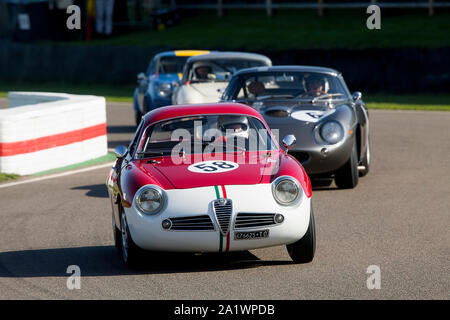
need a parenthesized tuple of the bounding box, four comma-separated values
(169, 215, 214, 231)
(213, 199, 233, 236)
(234, 213, 277, 229)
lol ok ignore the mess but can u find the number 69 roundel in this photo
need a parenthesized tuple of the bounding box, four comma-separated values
(187, 160, 239, 173)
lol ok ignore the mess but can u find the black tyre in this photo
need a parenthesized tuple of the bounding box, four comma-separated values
(286, 205, 316, 263)
(334, 140, 359, 189)
(134, 110, 143, 127)
(120, 208, 143, 268)
(112, 212, 121, 250)
(359, 138, 371, 177)
(143, 96, 151, 112)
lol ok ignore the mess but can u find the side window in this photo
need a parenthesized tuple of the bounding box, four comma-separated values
(236, 87, 246, 100)
(248, 117, 277, 151)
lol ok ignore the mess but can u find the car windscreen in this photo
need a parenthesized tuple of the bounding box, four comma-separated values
(157, 56, 188, 74)
(135, 115, 277, 158)
(223, 71, 349, 101)
(188, 59, 269, 83)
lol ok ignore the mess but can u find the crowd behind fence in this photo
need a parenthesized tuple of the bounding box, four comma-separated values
(154, 0, 450, 16)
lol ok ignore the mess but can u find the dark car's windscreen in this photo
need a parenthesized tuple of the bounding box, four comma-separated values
(223, 72, 349, 101)
(136, 115, 277, 157)
(157, 56, 188, 74)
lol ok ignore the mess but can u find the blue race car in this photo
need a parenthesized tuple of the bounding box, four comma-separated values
(133, 50, 210, 125)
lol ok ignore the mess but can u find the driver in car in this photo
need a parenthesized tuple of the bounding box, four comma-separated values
(301, 74, 328, 97)
(194, 65, 216, 80)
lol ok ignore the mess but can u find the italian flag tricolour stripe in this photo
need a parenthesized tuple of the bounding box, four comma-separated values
(214, 185, 230, 252)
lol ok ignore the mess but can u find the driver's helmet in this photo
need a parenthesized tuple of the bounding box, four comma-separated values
(217, 115, 249, 139)
(303, 73, 328, 93)
(193, 62, 214, 80)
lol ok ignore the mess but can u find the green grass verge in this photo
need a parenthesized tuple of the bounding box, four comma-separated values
(33, 152, 116, 176)
(52, 9, 450, 49)
(0, 173, 20, 183)
(1, 85, 450, 111)
(365, 94, 450, 111)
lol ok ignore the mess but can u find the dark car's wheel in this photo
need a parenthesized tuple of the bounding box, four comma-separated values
(134, 110, 143, 127)
(359, 138, 371, 177)
(286, 205, 316, 263)
(120, 209, 142, 268)
(334, 140, 359, 189)
(143, 96, 151, 112)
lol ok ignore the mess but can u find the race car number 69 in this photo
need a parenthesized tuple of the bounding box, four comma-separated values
(188, 160, 239, 173)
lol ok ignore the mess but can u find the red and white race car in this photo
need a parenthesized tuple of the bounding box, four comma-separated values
(106, 103, 315, 267)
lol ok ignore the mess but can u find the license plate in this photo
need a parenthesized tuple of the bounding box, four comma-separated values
(234, 229, 269, 240)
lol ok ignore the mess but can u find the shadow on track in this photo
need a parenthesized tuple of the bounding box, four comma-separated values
(311, 178, 338, 191)
(72, 184, 109, 198)
(0, 246, 293, 277)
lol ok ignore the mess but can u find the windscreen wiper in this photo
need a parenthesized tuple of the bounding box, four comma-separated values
(136, 151, 165, 158)
(256, 94, 294, 101)
(311, 93, 344, 103)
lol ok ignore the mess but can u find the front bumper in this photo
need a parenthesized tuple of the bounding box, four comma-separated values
(288, 135, 354, 175)
(150, 95, 172, 109)
(124, 184, 311, 252)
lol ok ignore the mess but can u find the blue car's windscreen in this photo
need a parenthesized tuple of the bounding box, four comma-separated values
(157, 56, 188, 74)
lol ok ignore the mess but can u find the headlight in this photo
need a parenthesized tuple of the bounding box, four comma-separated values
(156, 82, 172, 98)
(320, 120, 344, 144)
(135, 186, 165, 215)
(272, 176, 302, 206)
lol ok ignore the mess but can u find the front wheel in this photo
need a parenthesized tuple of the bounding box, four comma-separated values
(359, 138, 371, 177)
(120, 209, 142, 268)
(334, 140, 359, 189)
(286, 205, 316, 263)
(112, 212, 121, 250)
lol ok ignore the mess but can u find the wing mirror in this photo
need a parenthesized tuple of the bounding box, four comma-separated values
(352, 91, 362, 101)
(282, 135, 296, 150)
(114, 145, 128, 158)
(137, 72, 147, 82)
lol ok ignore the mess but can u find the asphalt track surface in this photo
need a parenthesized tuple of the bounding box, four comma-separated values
(0, 100, 448, 299)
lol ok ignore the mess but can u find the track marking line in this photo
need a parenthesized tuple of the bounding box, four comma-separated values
(0, 162, 115, 189)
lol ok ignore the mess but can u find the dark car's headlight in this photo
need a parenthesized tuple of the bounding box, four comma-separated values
(272, 176, 302, 206)
(320, 120, 344, 144)
(135, 186, 165, 215)
(156, 83, 172, 98)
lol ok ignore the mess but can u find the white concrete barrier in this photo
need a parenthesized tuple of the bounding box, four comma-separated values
(0, 92, 108, 175)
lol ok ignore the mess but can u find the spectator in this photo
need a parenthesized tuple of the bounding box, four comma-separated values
(49, 0, 74, 40)
(96, 0, 114, 36)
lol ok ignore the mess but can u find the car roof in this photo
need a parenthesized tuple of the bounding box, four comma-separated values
(186, 52, 272, 65)
(154, 50, 211, 59)
(143, 103, 263, 126)
(232, 65, 341, 77)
